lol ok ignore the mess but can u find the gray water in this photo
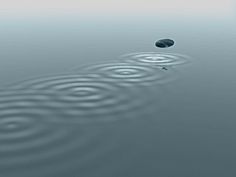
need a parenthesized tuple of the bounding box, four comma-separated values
(0, 13, 236, 177)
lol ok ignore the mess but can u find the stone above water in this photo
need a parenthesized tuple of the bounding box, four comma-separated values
(155, 39, 175, 48)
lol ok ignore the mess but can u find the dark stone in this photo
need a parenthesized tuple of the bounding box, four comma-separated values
(155, 39, 175, 48)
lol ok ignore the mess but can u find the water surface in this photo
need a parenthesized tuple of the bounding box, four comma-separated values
(0, 12, 236, 177)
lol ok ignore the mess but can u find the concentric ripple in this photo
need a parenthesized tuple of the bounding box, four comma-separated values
(0, 89, 54, 120)
(76, 62, 168, 86)
(0, 89, 100, 173)
(0, 122, 107, 177)
(7, 73, 155, 123)
(0, 116, 72, 165)
(120, 52, 191, 67)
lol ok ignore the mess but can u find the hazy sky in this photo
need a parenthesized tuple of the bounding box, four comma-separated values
(0, 0, 234, 17)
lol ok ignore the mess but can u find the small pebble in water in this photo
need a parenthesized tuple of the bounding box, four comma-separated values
(155, 39, 174, 48)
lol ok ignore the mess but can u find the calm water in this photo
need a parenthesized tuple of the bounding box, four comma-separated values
(0, 13, 236, 177)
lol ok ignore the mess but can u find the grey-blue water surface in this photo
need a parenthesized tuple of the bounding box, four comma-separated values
(0, 13, 236, 177)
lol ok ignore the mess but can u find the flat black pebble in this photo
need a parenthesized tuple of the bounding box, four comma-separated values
(155, 39, 174, 48)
